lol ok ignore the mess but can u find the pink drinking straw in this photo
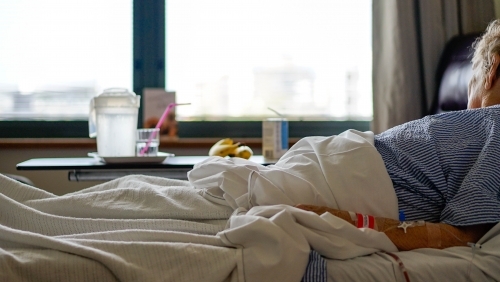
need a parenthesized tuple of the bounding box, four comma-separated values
(139, 102, 190, 156)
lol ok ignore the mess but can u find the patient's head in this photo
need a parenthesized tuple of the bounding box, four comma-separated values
(469, 19, 500, 109)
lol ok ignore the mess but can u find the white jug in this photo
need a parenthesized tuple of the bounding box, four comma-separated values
(89, 88, 141, 157)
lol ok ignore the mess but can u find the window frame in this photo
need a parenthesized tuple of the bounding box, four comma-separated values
(0, 0, 371, 139)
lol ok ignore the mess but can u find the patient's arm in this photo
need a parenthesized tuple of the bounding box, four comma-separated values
(295, 204, 494, 251)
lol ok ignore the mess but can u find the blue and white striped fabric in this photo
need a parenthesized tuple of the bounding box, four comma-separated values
(375, 106, 500, 226)
(301, 249, 327, 282)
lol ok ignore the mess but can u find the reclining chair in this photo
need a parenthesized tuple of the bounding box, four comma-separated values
(431, 33, 481, 114)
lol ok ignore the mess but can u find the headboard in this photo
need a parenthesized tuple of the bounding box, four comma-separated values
(431, 33, 481, 114)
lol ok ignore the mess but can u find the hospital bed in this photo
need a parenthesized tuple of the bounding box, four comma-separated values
(1, 33, 499, 282)
(1, 173, 498, 282)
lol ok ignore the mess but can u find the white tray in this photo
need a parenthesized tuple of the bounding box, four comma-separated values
(88, 152, 175, 164)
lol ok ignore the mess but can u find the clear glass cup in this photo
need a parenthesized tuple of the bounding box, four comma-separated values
(136, 128, 160, 156)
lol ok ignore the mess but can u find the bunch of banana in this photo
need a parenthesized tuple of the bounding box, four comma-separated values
(208, 138, 254, 159)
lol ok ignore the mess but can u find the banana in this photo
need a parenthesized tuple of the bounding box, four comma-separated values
(234, 145, 253, 159)
(209, 138, 254, 159)
(209, 138, 240, 157)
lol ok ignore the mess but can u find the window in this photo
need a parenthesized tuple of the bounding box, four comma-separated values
(0, 0, 371, 138)
(167, 0, 372, 121)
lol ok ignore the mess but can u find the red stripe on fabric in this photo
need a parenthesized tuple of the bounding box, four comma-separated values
(368, 215, 375, 229)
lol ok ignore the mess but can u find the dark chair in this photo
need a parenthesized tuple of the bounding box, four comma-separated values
(431, 33, 481, 114)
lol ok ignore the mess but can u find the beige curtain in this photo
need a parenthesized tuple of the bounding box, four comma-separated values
(372, 0, 496, 133)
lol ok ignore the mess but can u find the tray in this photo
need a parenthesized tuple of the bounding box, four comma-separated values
(88, 152, 175, 164)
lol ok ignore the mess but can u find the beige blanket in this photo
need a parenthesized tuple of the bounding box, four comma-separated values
(0, 174, 237, 282)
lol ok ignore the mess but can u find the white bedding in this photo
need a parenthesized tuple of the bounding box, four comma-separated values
(0, 175, 237, 282)
(189, 130, 398, 219)
(0, 130, 499, 281)
(327, 222, 500, 281)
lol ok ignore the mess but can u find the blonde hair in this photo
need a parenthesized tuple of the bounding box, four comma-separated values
(472, 19, 500, 81)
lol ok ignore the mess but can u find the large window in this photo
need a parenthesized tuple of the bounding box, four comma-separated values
(167, 0, 372, 121)
(0, 0, 371, 138)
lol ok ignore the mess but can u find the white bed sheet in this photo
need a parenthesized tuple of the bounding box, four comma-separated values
(0, 174, 239, 282)
(326, 223, 500, 281)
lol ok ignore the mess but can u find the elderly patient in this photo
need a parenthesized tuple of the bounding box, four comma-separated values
(298, 19, 500, 251)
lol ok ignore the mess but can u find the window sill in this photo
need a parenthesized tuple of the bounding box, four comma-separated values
(0, 120, 370, 139)
(0, 137, 301, 149)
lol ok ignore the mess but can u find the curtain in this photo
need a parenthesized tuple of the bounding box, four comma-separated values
(372, 0, 496, 133)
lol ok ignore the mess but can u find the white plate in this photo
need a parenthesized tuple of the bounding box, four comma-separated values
(88, 152, 175, 164)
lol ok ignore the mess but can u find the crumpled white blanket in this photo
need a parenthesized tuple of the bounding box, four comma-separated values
(220, 205, 398, 281)
(187, 129, 401, 280)
(189, 129, 399, 219)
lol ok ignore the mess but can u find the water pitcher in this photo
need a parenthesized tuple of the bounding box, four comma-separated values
(89, 88, 140, 157)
